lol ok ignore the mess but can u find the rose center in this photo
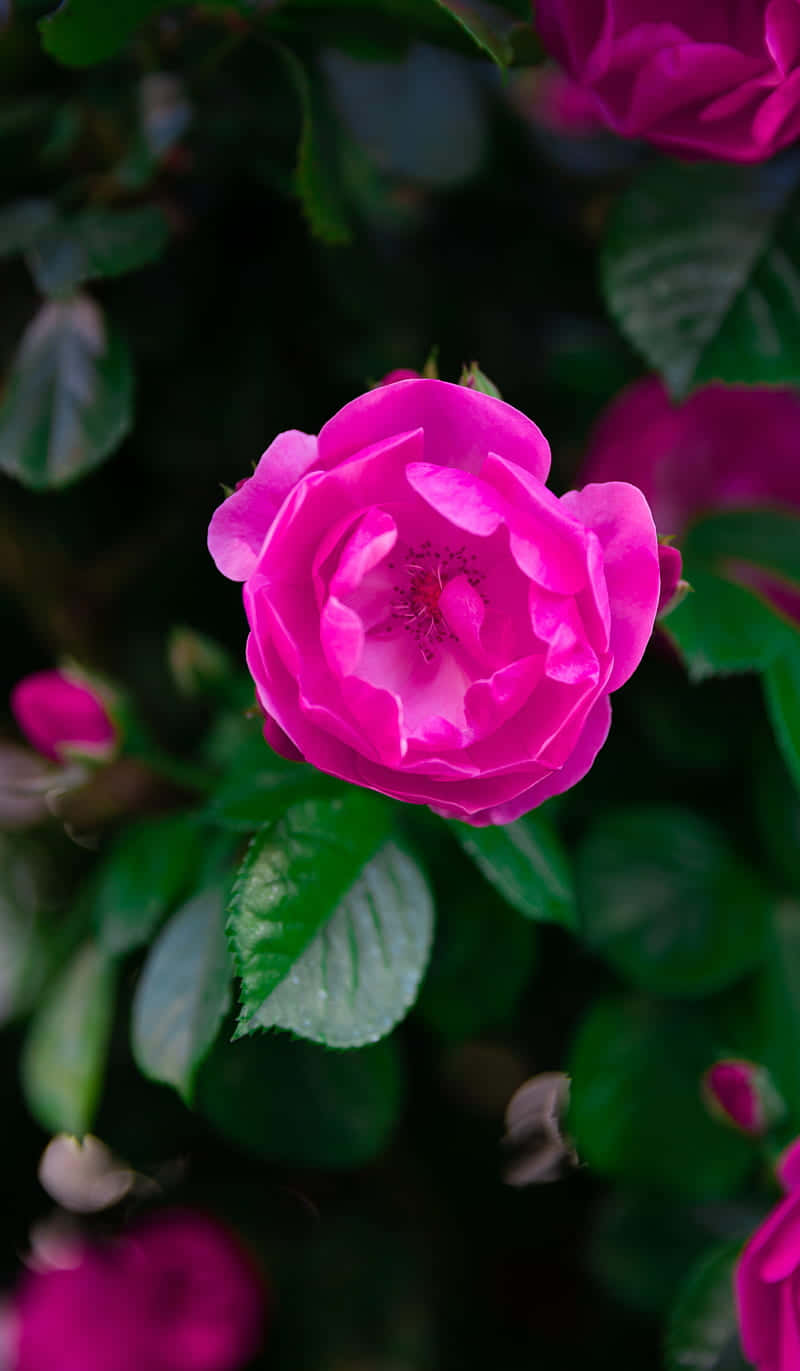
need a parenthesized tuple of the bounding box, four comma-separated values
(382, 540, 487, 662)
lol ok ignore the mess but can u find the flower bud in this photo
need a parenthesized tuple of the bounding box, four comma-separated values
(703, 1059, 785, 1138)
(10, 668, 119, 766)
(377, 369, 420, 386)
(168, 626, 233, 697)
(656, 542, 687, 619)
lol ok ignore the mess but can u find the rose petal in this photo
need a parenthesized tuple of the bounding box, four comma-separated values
(208, 430, 318, 581)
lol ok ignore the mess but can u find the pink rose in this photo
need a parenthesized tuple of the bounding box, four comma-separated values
(208, 378, 660, 825)
(579, 376, 800, 621)
(10, 669, 118, 765)
(12, 1210, 266, 1371)
(536, 1, 800, 162)
(736, 1137, 800, 1370)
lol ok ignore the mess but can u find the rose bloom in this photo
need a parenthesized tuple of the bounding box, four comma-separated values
(579, 376, 800, 621)
(736, 1137, 800, 1371)
(10, 668, 118, 765)
(536, 1, 800, 162)
(209, 378, 661, 825)
(11, 1210, 266, 1371)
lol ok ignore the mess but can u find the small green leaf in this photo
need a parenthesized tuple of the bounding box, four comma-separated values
(417, 881, 536, 1038)
(92, 813, 206, 958)
(21, 940, 116, 1135)
(272, 43, 352, 245)
(26, 206, 169, 297)
(764, 641, 800, 793)
(196, 1027, 403, 1167)
(577, 807, 771, 996)
(252, 841, 434, 1048)
(227, 792, 393, 1036)
(569, 995, 752, 1197)
(665, 1242, 748, 1371)
(0, 294, 133, 490)
(39, 0, 174, 67)
(451, 811, 575, 928)
(0, 198, 58, 257)
(458, 360, 503, 398)
(433, 0, 515, 66)
(131, 886, 232, 1102)
(602, 156, 800, 397)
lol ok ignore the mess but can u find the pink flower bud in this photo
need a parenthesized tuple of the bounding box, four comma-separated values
(10, 669, 119, 765)
(703, 1060, 784, 1138)
(376, 369, 420, 386)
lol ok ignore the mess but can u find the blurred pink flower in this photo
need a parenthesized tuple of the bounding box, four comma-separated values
(737, 1136, 800, 1370)
(377, 369, 421, 386)
(703, 1059, 783, 1137)
(208, 378, 661, 824)
(579, 377, 800, 621)
(536, 0, 800, 161)
(12, 1210, 266, 1371)
(10, 669, 118, 765)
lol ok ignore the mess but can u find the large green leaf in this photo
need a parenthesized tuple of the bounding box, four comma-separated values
(21, 940, 116, 1135)
(251, 841, 433, 1048)
(92, 814, 206, 958)
(450, 811, 575, 928)
(577, 807, 771, 996)
(569, 995, 752, 1197)
(227, 792, 393, 1036)
(272, 44, 352, 245)
(196, 1028, 403, 1167)
(0, 294, 133, 490)
(665, 1242, 748, 1371)
(602, 156, 800, 397)
(26, 206, 169, 297)
(131, 886, 232, 1101)
(417, 880, 536, 1039)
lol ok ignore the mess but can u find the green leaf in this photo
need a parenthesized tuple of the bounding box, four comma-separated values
(663, 566, 796, 681)
(416, 881, 536, 1038)
(764, 640, 800, 793)
(569, 995, 752, 1196)
(760, 900, 800, 1119)
(684, 509, 800, 591)
(26, 206, 169, 297)
(754, 739, 800, 892)
(665, 1242, 748, 1371)
(0, 831, 64, 1025)
(205, 759, 343, 832)
(39, 0, 173, 66)
(251, 841, 433, 1048)
(577, 807, 771, 996)
(0, 294, 133, 490)
(458, 360, 503, 397)
(602, 155, 800, 397)
(21, 940, 116, 1135)
(451, 811, 575, 928)
(588, 1189, 722, 1318)
(131, 886, 232, 1102)
(227, 792, 393, 1036)
(272, 44, 352, 245)
(432, 0, 515, 66)
(196, 1027, 403, 1167)
(92, 813, 206, 958)
(0, 198, 58, 257)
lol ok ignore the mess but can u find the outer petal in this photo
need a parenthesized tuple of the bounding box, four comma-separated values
(208, 430, 318, 581)
(779, 1139, 800, 1192)
(561, 481, 659, 692)
(467, 693, 612, 825)
(318, 378, 551, 482)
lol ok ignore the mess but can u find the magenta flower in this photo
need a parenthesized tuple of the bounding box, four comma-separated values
(736, 1137, 800, 1370)
(378, 369, 421, 386)
(703, 1059, 783, 1137)
(579, 376, 800, 621)
(536, 1, 800, 162)
(208, 378, 661, 825)
(10, 669, 118, 765)
(12, 1210, 266, 1371)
